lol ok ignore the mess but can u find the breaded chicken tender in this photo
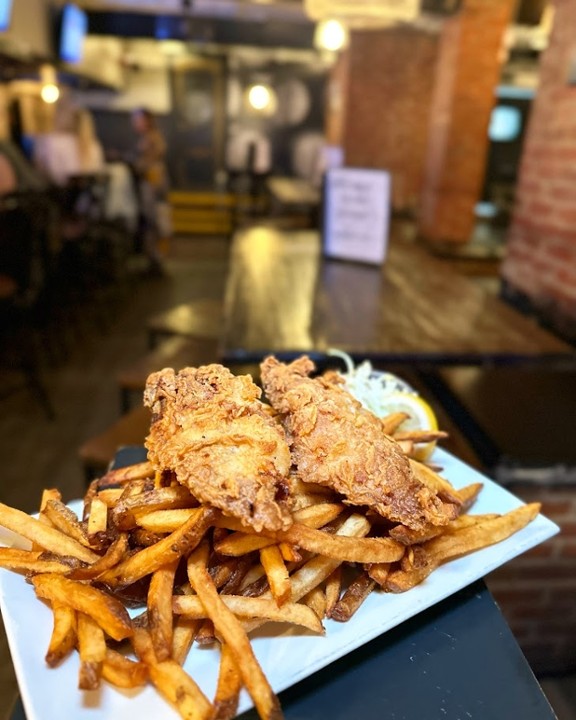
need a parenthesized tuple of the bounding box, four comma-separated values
(144, 365, 292, 532)
(260, 356, 457, 531)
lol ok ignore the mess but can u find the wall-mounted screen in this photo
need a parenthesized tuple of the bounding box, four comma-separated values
(59, 3, 88, 64)
(0, 0, 13, 32)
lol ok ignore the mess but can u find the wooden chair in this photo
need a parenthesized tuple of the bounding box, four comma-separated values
(78, 405, 152, 482)
(147, 299, 224, 348)
(117, 336, 221, 411)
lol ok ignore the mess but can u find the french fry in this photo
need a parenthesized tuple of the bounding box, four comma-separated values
(456, 482, 484, 512)
(288, 477, 336, 498)
(0, 548, 79, 575)
(219, 555, 255, 595)
(395, 440, 414, 456)
(390, 513, 500, 546)
(386, 503, 541, 593)
(278, 542, 300, 563)
(96, 488, 125, 507)
(45, 602, 76, 667)
(215, 503, 345, 558)
(213, 642, 242, 720)
(77, 612, 106, 691)
(148, 559, 178, 661)
(0, 503, 98, 564)
(186, 543, 282, 720)
(215, 532, 274, 557)
(40, 488, 62, 510)
(172, 594, 323, 634)
(393, 430, 448, 443)
(32, 574, 133, 641)
(136, 508, 199, 534)
(276, 522, 404, 564)
(409, 460, 462, 507)
(324, 566, 342, 618)
(44, 500, 90, 547)
(133, 627, 212, 720)
(33, 489, 60, 550)
(87, 497, 108, 537)
(112, 486, 196, 531)
(67, 533, 129, 581)
(242, 513, 372, 636)
(330, 572, 376, 622)
(195, 620, 216, 646)
(286, 514, 371, 602)
(100, 507, 215, 587)
(381, 411, 410, 435)
(302, 587, 326, 620)
(99, 461, 155, 488)
(102, 648, 148, 689)
(172, 616, 201, 666)
(238, 563, 266, 593)
(365, 562, 391, 587)
(260, 545, 291, 606)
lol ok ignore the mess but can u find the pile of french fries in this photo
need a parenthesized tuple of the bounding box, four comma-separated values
(0, 412, 540, 720)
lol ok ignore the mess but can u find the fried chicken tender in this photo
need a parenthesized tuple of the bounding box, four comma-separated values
(260, 356, 457, 531)
(144, 365, 292, 532)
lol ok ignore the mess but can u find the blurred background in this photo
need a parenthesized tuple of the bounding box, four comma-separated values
(1, 1, 576, 718)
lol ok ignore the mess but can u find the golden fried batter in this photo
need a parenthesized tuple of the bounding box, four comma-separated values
(260, 356, 456, 531)
(144, 365, 292, 532)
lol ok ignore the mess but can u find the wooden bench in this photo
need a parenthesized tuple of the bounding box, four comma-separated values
(424, 366, 576, 478)
(117, 336, 221, 411)
(78, 405, 152, 482)
(147, 299, 224, 348)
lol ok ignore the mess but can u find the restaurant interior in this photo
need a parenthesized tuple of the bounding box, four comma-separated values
(1, 0, 576, 718)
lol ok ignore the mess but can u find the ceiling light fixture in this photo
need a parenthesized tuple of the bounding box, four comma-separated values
(40, 83, 60, 104)
(246, 83, 277, 115)
(314, 18, 348, 51)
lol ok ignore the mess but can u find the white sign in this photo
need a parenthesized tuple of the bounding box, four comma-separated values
(323, 167, 391, 265)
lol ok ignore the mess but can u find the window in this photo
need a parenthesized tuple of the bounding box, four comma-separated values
(489, 105, 522, 143)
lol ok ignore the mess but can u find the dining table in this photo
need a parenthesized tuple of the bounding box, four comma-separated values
(221, 225, 573, 367)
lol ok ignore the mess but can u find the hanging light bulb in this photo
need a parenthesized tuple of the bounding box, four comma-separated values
(41, 83, 60, 104)
(246, 83, 277, 115)
(40, 65, 60, 104)
(314, 19, 348, 52)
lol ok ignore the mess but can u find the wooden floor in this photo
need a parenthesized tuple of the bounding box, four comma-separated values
(0, 232, 574, 720)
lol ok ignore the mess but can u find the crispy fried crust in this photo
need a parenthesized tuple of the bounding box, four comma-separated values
(144, 365, 292, 532)
(260, 356, 456, 531)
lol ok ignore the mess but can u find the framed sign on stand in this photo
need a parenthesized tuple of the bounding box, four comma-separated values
(323, 167, 391, 265)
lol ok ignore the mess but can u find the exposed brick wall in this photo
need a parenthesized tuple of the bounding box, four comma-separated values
(331, 27, 439, 212)
(486, 484, 576, 675)
(502, 0, 576, 338)
(418, 0, 516, 243)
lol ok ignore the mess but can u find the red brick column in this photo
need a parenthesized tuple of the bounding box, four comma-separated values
(327, 27, 439, 212)
(418, 0, 515, 243)
(502, 0, 576, 338)
(486, 485, 576, 674)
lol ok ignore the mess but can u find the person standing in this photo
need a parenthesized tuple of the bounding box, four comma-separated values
(131, 107, 171, 275)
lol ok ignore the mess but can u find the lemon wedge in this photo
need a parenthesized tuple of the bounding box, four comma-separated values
(378, 391, 439, 461)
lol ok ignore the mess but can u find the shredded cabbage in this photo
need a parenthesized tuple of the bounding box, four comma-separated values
(328, 349, 416, 417)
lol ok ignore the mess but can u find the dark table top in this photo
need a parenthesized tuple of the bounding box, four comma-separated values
(222, 226, 573, 365)
(240, 580, 556, 720)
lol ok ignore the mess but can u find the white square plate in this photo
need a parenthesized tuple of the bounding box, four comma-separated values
(0, 449, 559, 719)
